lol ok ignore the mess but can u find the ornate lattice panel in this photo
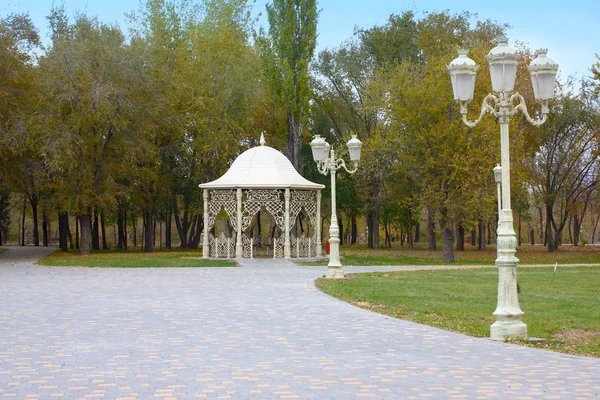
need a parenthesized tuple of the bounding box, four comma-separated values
(242, 233, 252, 258)
(290, 190, 317, 235)
(292, 233, 312, 258)
(209, 234, 216, 258)
(241, 190, 285, 232)
(214, 232, 235, 258)
(207, 190, 238, 232)
(273, 236, 284, 258)
(309, 232, 318, 257)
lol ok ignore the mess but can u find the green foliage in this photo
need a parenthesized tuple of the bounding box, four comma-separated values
(258, 0, 318, 168)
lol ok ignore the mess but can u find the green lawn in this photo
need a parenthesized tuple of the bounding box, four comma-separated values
(38, 249, 237, 268)
(300, 243, 600, 266)
(316, 266, 600, 358)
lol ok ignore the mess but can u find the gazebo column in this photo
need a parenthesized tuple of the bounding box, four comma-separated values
(202, 189, 210, 259)
(316, 190, 322, 257)
(284, 189, 291, 258)
(236, 188, 243, 258)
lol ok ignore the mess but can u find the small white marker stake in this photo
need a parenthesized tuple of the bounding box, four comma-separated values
(551, 262, 558, 285)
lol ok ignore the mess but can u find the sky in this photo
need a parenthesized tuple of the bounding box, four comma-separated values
(4, 0, 600, 83)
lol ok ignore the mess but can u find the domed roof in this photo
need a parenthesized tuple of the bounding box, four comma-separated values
(199, 135, 324, 190)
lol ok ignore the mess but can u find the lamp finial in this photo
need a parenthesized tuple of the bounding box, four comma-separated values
(260, 132, 266, 146)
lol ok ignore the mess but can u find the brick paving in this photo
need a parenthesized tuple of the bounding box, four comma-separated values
(0, 246, 599, 399)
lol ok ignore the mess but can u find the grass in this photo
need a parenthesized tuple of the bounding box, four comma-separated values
(300, 243, 600, 266)
(37, 248, 237, 268)
(316, 266, 600, 358)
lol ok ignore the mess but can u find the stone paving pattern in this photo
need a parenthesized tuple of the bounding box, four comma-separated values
(1, 246, 599, 399)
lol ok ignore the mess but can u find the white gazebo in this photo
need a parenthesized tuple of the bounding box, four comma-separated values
(199, 134, 325, 259)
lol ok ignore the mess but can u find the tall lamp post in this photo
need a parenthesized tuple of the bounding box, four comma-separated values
(310, 134, 362, 279)
(447, 38, 558, 340)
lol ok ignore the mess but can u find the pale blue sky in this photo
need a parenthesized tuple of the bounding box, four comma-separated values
(5, 0, 599, 82)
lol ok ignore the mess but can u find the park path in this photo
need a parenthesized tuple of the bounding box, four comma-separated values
(0, 247, 598, 399)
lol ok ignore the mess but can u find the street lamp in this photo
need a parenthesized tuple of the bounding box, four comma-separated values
(310, 133, 362, 279)
(447, 38, 558, 340)
(493, 164, 502, 217)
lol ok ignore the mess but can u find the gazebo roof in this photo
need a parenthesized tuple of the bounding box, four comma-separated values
(199, 135, 324, 190)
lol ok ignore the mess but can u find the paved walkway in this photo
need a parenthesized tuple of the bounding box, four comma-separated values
(0, 247, 598, 399)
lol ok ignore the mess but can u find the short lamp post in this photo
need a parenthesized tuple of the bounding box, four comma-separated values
(493, 164, 502, 217)
(447, 38, 558, 340)
(310, 134, 362, 279)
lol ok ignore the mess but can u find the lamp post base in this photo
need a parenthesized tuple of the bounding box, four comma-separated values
(490, 320, 527, 341)
(326, 266, 345, 279)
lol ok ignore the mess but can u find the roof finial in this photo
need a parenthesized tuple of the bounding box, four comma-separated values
(260, 132, 266, 146)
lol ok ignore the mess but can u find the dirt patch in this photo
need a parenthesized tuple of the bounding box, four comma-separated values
(354, 301, 387, 309)
(554, 329, 600, 343)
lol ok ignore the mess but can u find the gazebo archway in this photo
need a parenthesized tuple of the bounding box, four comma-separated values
(199, 134, 324, 259)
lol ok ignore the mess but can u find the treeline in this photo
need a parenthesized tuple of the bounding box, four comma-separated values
(1, 1, 600, 259)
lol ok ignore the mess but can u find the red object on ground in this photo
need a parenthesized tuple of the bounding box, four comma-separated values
(326, 240, 330, 255)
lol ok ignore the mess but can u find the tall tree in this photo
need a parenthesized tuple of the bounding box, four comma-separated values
(258, 0, 318, 170)
(528, 83, 600, 251)
(40, 9, 131, 254)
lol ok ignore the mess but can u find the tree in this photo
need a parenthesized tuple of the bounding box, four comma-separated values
(0, 13, 43, 246)
(373, 11, 506, 262)
(258, 0, 318, 170)
(40, 9, 131, 254)
(528, 83, 600, 251)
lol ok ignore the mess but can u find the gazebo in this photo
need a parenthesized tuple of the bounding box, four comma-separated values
(199, 134, 325, 259)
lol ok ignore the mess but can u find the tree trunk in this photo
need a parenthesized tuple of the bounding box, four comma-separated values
(471, 228, 476, 246)
(517, 214, 522, 246)
(456, 223, 465, 251)
(384, 223, 391, 248)
(92, 210, 100, 251)
(117, 209, 125, 249)
(339, 217, 344, 246)
(67, 215, 74, 249)
(539, 207, 546, 246)
(371, 209, 380, 249)
(79, 213, 92, 255)
(546, 205, 554, 252)
(414, 222, 420, 243)
(568, 215, 573, 245)
(132, 213, 137, 248)
(427, 209, 436, 250)
(285, 113, 302, 171)
(58, 212, 68, 252)
(42, 209, 49, 247)
(165, 209, 172, 249)
(443, 227, 455, 262)
(592, 213, 600, 244)
(487, 222, 492, 245)
(190, 215, 203, 249)
(75, 215, 79, 249)
(573, 209, 584, 246)
(530, 228, 534, 246)
(21, 196, 26, 246)
(407, 208, 414, 249)
(143, 210, 154, 253)
(478, 219, 485, 250)
(101, 214, 107, 249)
(29, 194, 39, 246)
(153, 218, 157, 247)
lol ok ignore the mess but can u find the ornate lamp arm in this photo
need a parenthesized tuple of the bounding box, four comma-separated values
(510, 93, 549, 126)
(460, 94, 498, 128)
(336, 158, 358, 174)
(315, 159, 331, 175)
